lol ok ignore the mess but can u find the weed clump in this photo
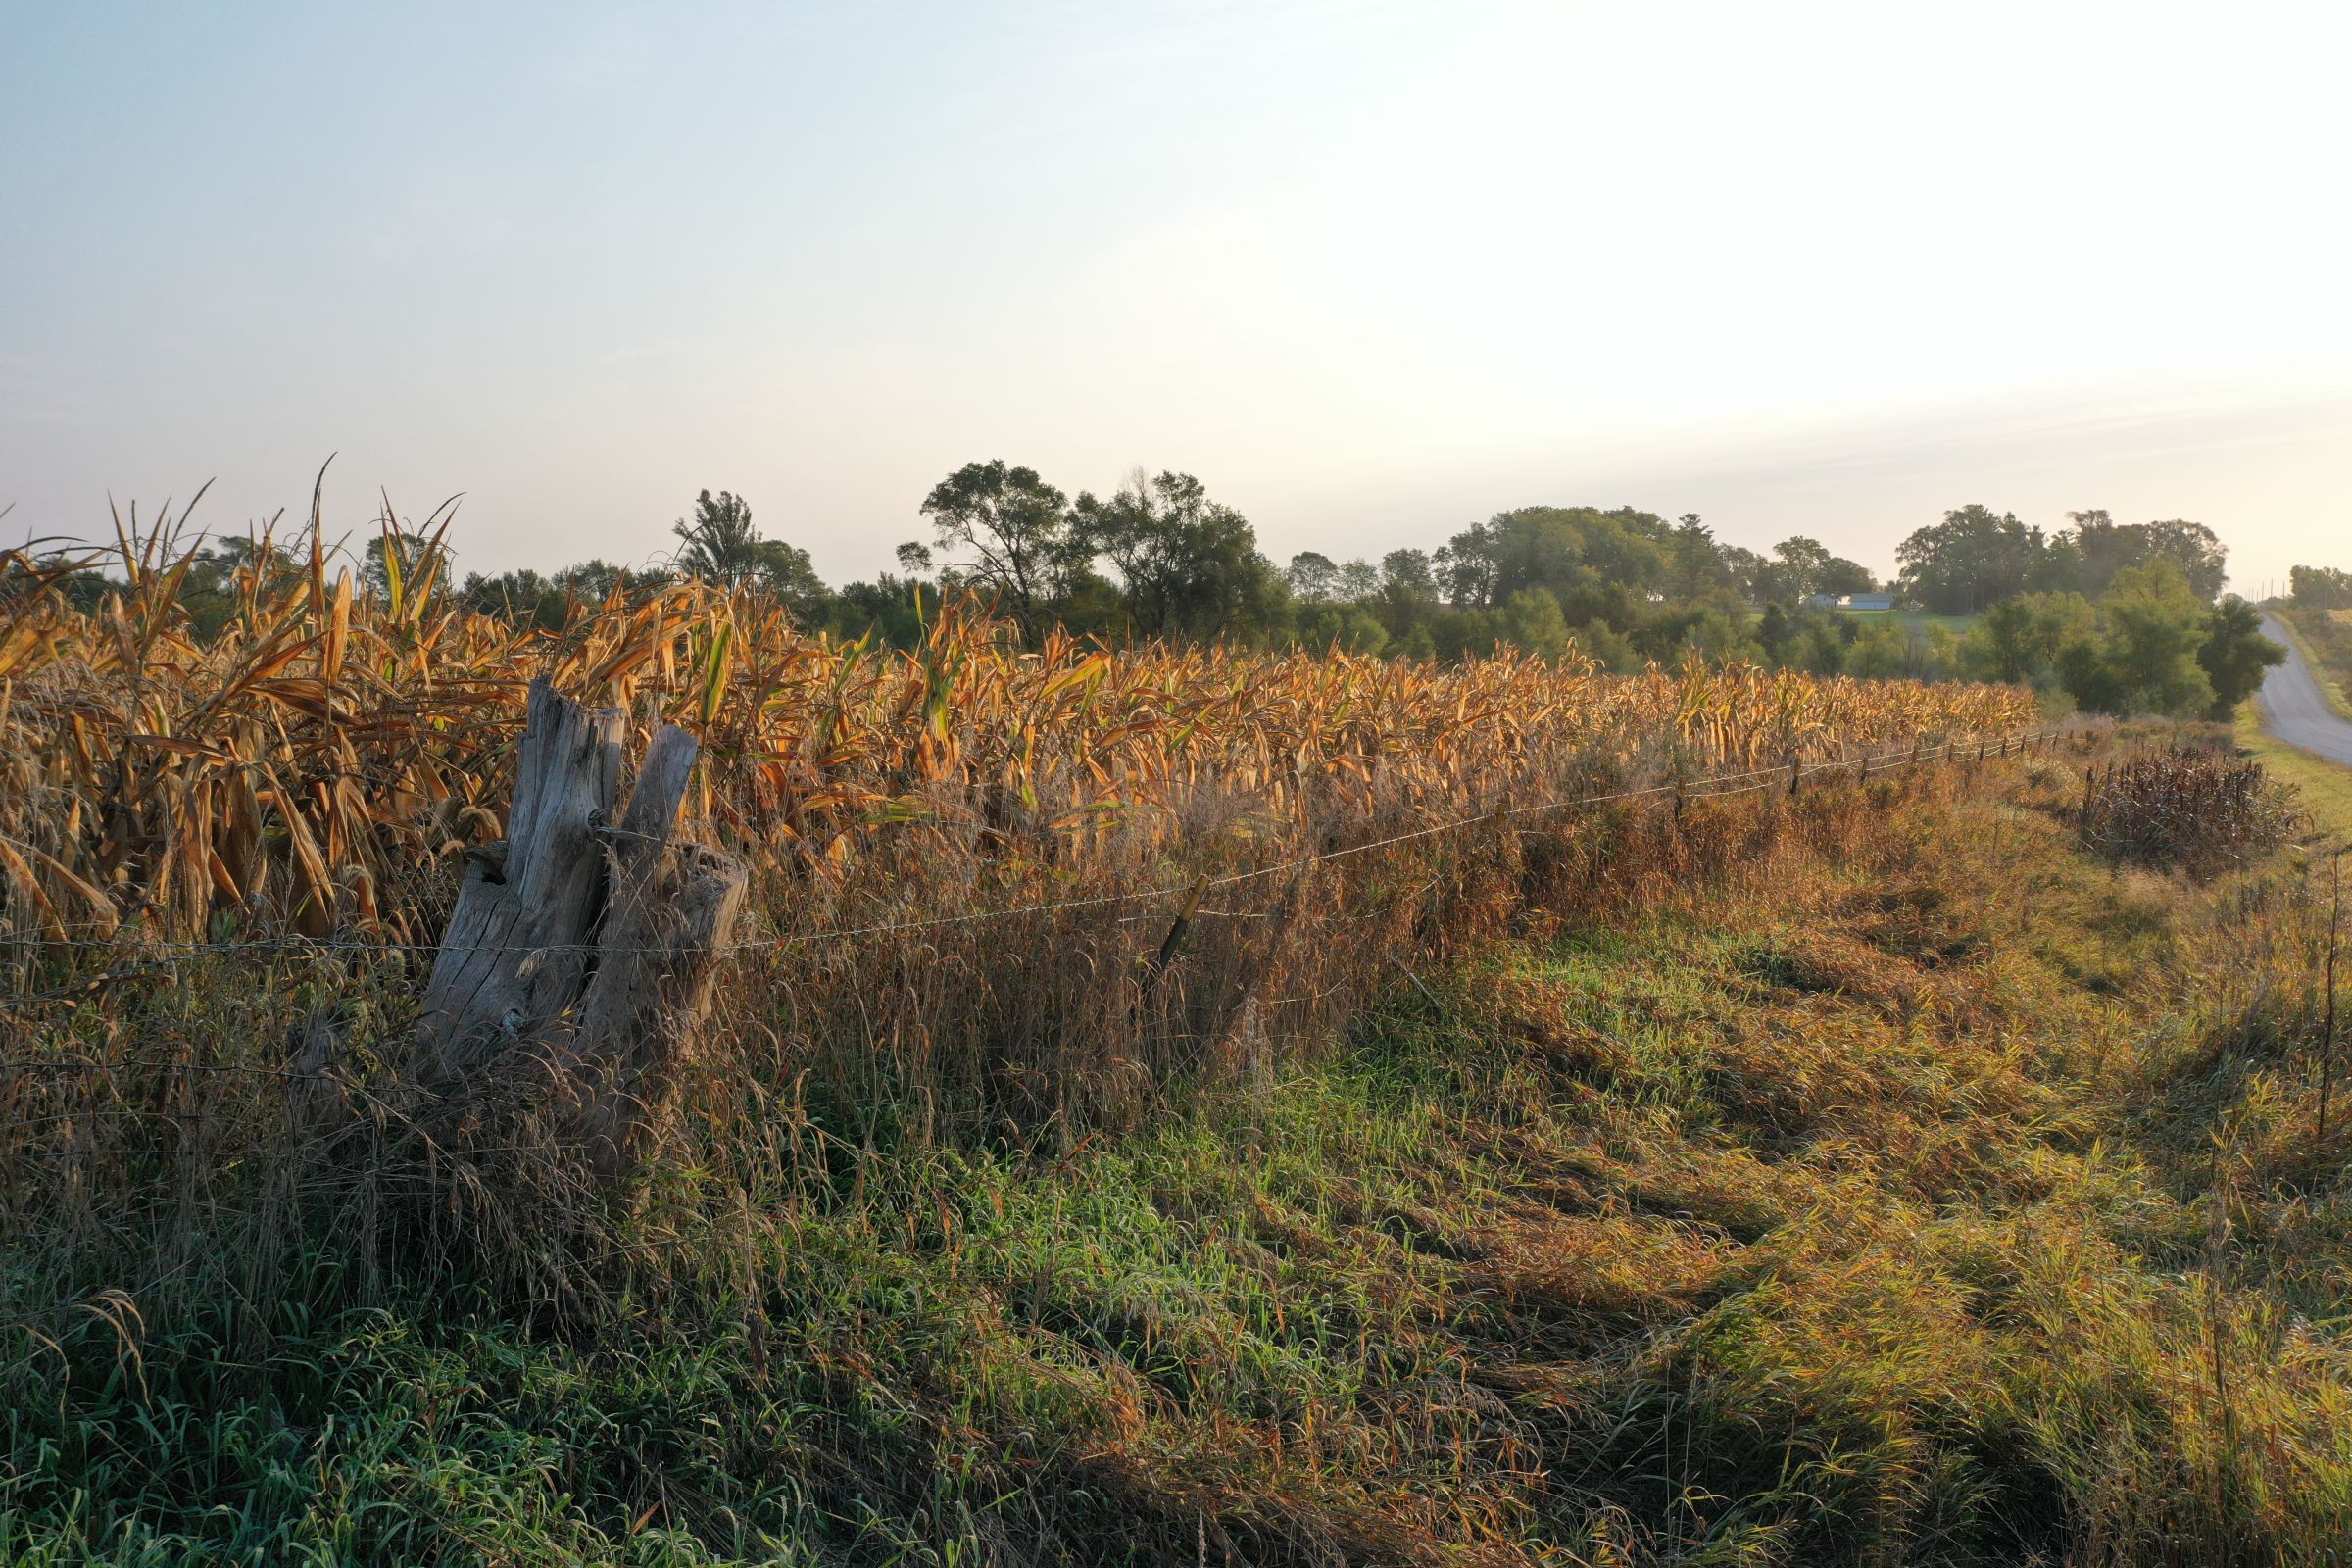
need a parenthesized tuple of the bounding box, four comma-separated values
(2079, 744, 2290, 874)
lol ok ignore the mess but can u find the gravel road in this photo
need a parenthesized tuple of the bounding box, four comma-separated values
(2257, 612, 2352, 767)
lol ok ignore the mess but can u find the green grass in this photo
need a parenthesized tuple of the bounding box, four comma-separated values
(8, 755, 2352, 1564)
(1741, 607, 1978, 641)
(1835, 609, 1981, 637)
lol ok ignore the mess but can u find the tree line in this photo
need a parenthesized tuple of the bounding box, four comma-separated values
(1894, 505, 2229, 612)
(463, 467, 1900, 669)
(2289, 565, 2352, 611)
(43, 463, 2310, 721)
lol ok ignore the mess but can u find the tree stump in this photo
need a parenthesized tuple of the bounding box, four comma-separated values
(414, 677, 746, 1183)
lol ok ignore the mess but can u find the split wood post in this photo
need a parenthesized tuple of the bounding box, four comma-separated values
(412, 677, 746, 1184)
(416, 680, 623, 1081)
(1142, 871, 1214, 1005)
(2319, 849, 2342, 1145)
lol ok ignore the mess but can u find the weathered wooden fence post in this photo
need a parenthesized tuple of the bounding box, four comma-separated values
(1138, 870, 1213, 1019)
(413, 677, 746, 1183)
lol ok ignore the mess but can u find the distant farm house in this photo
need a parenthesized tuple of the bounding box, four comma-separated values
(1806, 591, 1897, 612)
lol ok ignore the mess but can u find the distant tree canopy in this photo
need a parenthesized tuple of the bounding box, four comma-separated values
(1898, 506, 2230, 613)
(1069, 470, 1282, 641)
(456, 561, 647, 631)
(670, 490, 826, 613)
(1768, 536, 1878, 602)
(2290, 564, 2352, 610)
(47, 461, 2276, 722)
(911, 460, 1079, 638)
(2070, 512, 2229, 602)
(1950, 559, 2278, 719)
(1896, 506, 2053, 613)
(1436, 507, 1671, 611)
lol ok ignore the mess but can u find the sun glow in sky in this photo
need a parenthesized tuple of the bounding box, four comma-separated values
(4, 1, 2347, 591)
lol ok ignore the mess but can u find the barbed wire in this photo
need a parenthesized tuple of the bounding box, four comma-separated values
(0, 730, 2051, 973)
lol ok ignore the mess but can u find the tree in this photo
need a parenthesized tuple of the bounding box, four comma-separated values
(1769, 539, 1833, 601)
(1433, 507, 1672, 612)
(2142, 519, 2228, 602)
(670, 490, 827, 615)
(1286, 551, 1341, 603)
(1379, 549, 1438, 605)
(1718, 544, 1777, 605)
(554, 559, 657, 604)
(2197, 597, 2286, 715)
(826, 573, 938, 647)
(2028, 519, 2087, 595)
(1668, 514, 1735, 598)
(1788, 613, 1850, 676)
(1846, 616, 1909, 678)
(1820, 558, 1878, 598)
(204, 534, 297, 585)
(1768, 536, 1875, 602)
(1502, 586, 1571, 660)
(1429, 607, 1506, 662)
(2090, 560, 2214, 714)
(1958, 598, 2038, 684)
(1895, 506, 2048, 613)
(670, 490, 761, 585)
(1297, 603, 1389, 655)
(1579, 618, 1641, 673)
(178, 535, 298, 638)
(1334, 559, 1381, 601)
(1958, 593, 2097, 687)
(1679, 605, 1765, 664)
(2063, 511, 2228, 601)
(1070, 470, 1283, 640)
(458, 567, 564, 629)
(913, 460, 1077, 639)
(2065, 510, 2133, 598)
(1433, 524, 1499, 607)
(2290, 565, 2352, 609)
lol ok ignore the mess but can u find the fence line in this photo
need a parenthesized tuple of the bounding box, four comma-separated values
(0, 728, 2054, 971)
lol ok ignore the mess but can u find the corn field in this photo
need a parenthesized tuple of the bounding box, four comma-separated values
(0, 518, 2036, 959)
(0, 513, 2049, 1316)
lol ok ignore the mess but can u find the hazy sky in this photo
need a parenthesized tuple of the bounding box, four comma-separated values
(5, 1, 2347, 593)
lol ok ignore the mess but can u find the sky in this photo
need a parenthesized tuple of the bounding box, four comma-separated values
(4, 0, 2347, 596)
